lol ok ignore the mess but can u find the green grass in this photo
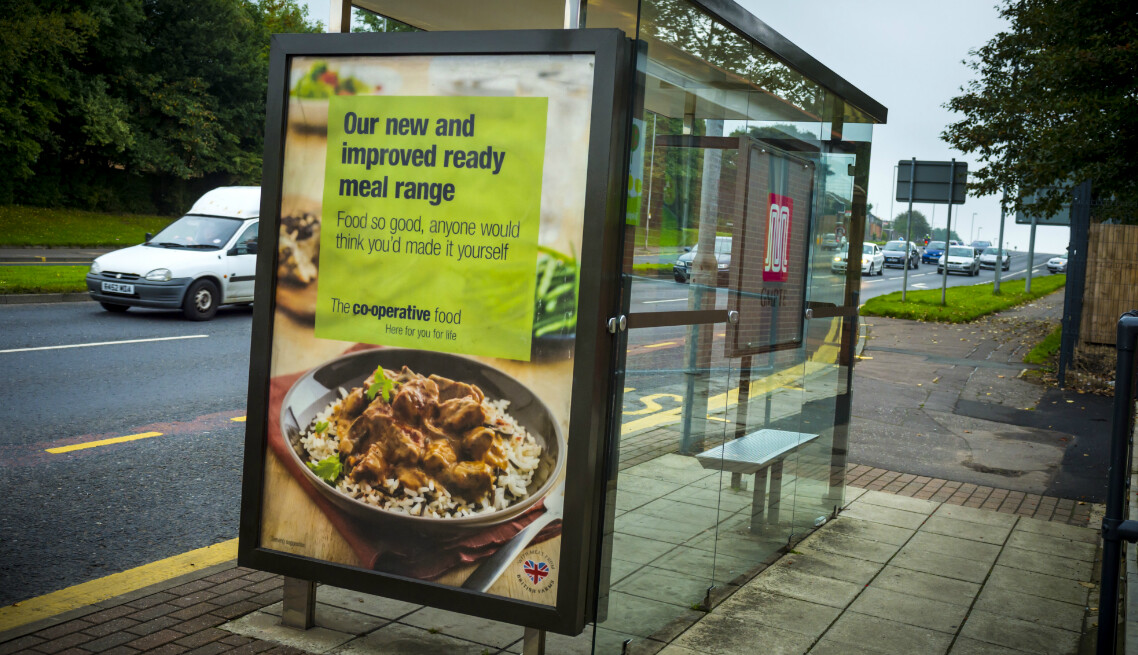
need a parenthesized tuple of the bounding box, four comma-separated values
(861, 274, 1066, 323)
(632, 262, 673, 274)
(0, 205, 172, 247)
(1025, 325, 1062, 366)
(0, 266, 90, 294)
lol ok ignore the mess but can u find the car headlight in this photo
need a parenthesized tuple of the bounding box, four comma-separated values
(145, 268, 172, 282)
(833, 256, 841, 263)
(718, 263, 728, 270)
(90, 261, 102, 275)
(862, 257, 870, 264)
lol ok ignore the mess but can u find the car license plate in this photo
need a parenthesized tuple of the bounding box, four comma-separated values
(101, 281, 135, 295)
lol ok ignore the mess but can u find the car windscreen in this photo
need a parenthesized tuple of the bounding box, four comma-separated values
(948, 246, 974, 257)
(927, 241, 945, 250)
(883, 243, 906, 251)
(147, 215, 243, 250)
(862, 244, 875, 255)
(983, 247, 1001, 255)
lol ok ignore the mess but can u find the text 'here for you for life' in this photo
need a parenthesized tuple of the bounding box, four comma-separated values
(315, 94, 549, 361)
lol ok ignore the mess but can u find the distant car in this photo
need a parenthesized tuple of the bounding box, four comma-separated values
(832, 243, 884, 276)
(922, 240, 947, 264)
(978, 247, 1010, 271)
(937, 245, 981, 276)
(882, 240, 920, 269)
(86, 186, 260, 320)
(673, 236, 731, 283)
(821, 233, 840, 250)
(970, 240, 992, 251)
(1047, 255, 1068, 273)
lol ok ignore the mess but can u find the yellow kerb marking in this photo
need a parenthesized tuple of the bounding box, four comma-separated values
(643, 342, 676, 349)
(46, 432, 163, 454)
(230, 416, 247, 422)
(0, 538, 238, 632)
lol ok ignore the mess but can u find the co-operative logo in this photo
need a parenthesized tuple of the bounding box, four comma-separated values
(763, 193, 793, 282)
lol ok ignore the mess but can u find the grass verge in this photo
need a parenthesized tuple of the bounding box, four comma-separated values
(632, 263, 673, 275)
(0, 205, 171, 247)
(861, 274, 1066, 323)
(0, 266, 89, 294)
(1024, 325, 1062, 366)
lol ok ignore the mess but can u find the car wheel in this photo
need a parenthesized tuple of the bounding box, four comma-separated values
(183, 279, 219, 321)
(99, 302, 129, 313)
(878, 262, 884, 276)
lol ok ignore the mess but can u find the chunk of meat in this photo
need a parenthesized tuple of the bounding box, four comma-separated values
(437, 397, 486, 433)
(373, 418, 425, 466)
(422, 438, 457, 476)
(340, 403, 392, 456)
(395, 467, 431, 493)
(462, 428, 507, 469)
(349, 443, 388, 484)
(444, 460, 494, 499)
(332, 387, 368, 441)
(391, 377, 439, 425)
(429, 374, 485, 403)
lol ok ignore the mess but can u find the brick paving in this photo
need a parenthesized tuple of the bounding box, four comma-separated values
(845, 463, 1094, 526)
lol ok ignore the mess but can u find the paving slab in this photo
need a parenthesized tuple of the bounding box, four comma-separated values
(959, 609, 1081, 655)
(612, 566, 712, 609)
(932, 503, 1018, 528)
(919, 515, 1013, 545)
(742, 564, 863, 610)
(335, 622, 491, 655)
(220, 610, 354, 653)
(820, 516, 915, 546)
(670, 612, 815, 655)
(846, 587, 968, 634)
(401, 606, 522, 649)
(1005, 529, 1098, 562)
(855, 489, 940, 515)
(797, 528, 902, 564)
(888, 548, 992, 584)
(315, 586, 421, 620)
(870, 564, 981, 607)
(996, 546, 1095, 581)
(839, 503, 928, 530)
(769, 548, 883, 586)
(822, 612, 953, 655)
(714, 588, 840, 638)
(808, 637, 894, 655)
(595, 592, 691, 639)
(984, 565, 1092, 606)
(900, 531, 1002, 564)
(1014, 516, 1100, 544)
(948, 636, 1035, 655)
(972, 584, 1086, 633)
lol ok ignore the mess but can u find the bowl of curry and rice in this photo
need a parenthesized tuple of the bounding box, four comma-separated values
(279, 349, 564, 531)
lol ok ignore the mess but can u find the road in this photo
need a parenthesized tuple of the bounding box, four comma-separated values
(0, 251, 1062, 606)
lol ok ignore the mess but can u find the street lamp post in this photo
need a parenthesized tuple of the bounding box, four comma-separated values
(969, 212, 977, 243)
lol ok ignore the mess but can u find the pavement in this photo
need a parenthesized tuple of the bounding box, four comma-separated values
(0, 285, 1123, 654)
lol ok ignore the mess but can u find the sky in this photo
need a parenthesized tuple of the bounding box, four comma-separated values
(296, 0, 1069, 254)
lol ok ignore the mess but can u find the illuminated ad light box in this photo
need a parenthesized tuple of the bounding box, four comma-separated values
(727, 139, 815, 356)
(239, 30, 631, 635)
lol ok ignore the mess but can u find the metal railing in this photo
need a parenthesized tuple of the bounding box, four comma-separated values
(1097, 310, 1138, 653)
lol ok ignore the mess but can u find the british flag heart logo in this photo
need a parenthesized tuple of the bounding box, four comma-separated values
(523, 559, 549, 584)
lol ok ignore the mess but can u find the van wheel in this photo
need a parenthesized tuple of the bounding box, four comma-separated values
(183, 279, 219, 321)
(100, 302, 129, 313)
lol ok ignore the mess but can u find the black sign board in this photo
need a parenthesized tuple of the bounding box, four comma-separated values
(239, 29, 631, 635)
(895, 160, 968, 205)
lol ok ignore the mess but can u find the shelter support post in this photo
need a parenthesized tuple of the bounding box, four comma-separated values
(281, 577, 316, 630)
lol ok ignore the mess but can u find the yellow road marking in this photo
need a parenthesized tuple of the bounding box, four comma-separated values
(643, 342, 676, 349)
(230, 416, 247, 422)
(46, 432, 163, 454)
(624, 393, 683, 416)
(706, 415, 730, 423)
(0, 538, 238, 633)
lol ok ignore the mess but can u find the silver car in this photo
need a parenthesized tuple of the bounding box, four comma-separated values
(1047, 255, 1068, 273)
(882, 240, 920, 269)
(978, 247, 1010, 271)
(937, 245, 981, 276)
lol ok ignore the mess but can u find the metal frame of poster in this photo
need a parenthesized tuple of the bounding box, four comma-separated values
(726, 137, 815, 357)
(239, 29, 632, 635)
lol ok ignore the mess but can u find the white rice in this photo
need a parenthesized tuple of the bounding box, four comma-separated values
(300, 393, 542, 518)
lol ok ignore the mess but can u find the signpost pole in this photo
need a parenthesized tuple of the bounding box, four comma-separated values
(994, 187, 1008, 293)
(1026, 211, 1037, 293)
(901, 158, 916, 302)
(940, 159, 956, 306)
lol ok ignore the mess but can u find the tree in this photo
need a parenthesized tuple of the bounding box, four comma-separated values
(352, 7, 418, 33)
(942, 0, 1138, 220)
(892, 210, 930, 242)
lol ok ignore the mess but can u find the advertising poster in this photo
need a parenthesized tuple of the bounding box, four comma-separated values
(727, 139, 814, 356)
(240, 32, 630, 632)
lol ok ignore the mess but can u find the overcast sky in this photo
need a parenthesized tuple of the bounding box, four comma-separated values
(297, 0, 1069, 254)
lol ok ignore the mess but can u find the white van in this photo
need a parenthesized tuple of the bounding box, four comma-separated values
(86, 186, 260, 320)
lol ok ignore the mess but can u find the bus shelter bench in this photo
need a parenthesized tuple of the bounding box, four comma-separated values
(695, 429, 819, 532)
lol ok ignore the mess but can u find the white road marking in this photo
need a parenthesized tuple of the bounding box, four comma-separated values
(0, 334, 208, 354)
(642, 298, 688, 304)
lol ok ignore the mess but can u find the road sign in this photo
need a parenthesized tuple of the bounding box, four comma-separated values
(896, 160, 968, 205)
(1015, 188, 1071, 225)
